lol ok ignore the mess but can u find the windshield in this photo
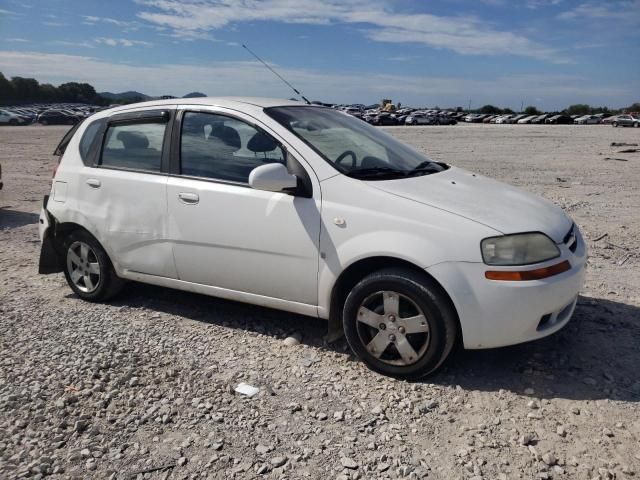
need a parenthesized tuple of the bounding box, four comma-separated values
(265, 106, 447, 180)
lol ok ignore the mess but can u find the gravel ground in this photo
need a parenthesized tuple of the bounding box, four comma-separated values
(1, 124, 639, 480)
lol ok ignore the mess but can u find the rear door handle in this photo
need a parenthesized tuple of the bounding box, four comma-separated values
(178, 192, 199, 205)
(86, 178, 101, 188)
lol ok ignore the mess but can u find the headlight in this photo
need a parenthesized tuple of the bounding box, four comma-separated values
(481, 233, 560, 266)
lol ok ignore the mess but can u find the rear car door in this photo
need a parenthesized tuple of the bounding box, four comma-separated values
(166, 108, 321, 306)
(77, 108, 177, 278)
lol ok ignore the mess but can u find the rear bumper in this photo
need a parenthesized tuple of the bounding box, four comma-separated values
(427, 226, 587, 349)
(39, 197, 63, 274)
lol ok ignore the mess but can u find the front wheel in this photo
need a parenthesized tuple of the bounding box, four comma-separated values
(63, 230, 124, 302)
(343, 268, 458, 379)
(634, 122, 639, 128)
(612, 122, 618, 127)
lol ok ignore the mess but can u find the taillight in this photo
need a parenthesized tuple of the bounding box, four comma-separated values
(53, 158, 61, 179)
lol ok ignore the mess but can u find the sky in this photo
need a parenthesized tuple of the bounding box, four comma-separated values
(0, 0, 639, 110)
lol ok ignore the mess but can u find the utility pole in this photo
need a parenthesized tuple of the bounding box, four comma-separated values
(468, 98, 472, 112)
(521, 100, 524, 113)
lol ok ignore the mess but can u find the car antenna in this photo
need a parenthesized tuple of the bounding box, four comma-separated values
(242, 44, 311, 105)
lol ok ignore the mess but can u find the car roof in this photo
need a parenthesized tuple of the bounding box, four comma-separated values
(101, 96, 307, 115)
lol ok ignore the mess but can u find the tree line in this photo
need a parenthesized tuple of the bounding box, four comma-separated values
(1, 71, 639, 114)
(475, 102, 640, 116)
(0, 72, 111, 105)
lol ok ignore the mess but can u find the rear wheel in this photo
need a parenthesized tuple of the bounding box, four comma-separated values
(63, 230, 124, 302)
(9, 119, 17, 125)
(343, 268, 458, 379)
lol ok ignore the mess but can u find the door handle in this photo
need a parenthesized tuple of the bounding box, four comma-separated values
(86, 178, 101, 188)
(178, 192, 199, 205)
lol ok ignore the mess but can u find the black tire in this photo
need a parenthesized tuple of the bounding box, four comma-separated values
(40, 120, 48, 125)
(62, 230, 124, 302)
(612, 122, 618, 127)
(634, 122, 639, 128)
(9, 119, 17, 126)
(343, 268, 458, 380)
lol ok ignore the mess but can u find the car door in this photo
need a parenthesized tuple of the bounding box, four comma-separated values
(166, 108, 321, 306)
(77, 108, 178, 278)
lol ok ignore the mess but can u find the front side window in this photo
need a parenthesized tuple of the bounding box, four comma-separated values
(101, 121, 166, 171)
(265, 106, 447, 180)
(180, 111, 284, 183)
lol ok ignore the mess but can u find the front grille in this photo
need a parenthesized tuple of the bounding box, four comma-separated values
(563, 224, 577, 253)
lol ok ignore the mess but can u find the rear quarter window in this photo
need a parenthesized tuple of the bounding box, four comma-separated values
(79, 119, 106, 163)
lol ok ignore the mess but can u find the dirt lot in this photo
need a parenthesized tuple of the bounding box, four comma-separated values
(1, 124, 638, 480)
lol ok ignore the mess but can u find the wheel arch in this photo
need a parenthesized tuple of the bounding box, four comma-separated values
(326, 255, 461, 343)
(41, 216, 113, 274)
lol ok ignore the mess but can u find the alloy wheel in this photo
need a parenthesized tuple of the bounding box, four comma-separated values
(66, 241, 101, 293)
(356, 291, 430, 366)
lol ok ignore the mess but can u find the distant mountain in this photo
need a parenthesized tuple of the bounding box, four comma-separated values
(99, 91, 150, 101)
(183, 92, 207, 98)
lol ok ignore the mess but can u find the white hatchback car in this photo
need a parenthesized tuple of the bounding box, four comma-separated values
(39, 97, 586, 379)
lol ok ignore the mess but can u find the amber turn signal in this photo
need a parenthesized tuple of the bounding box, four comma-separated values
(485, 260, 571, 281)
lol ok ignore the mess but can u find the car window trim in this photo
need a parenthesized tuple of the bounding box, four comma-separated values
(53, 120, 85, 156)
(171, 108, 287, 185)
(94, 109, 174, 174)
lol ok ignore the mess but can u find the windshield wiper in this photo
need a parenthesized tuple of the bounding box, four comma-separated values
(345, 167, 407, 179)
(407, 160, 443, 177)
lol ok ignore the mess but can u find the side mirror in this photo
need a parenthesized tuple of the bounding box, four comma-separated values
(248, 163, 298, 193)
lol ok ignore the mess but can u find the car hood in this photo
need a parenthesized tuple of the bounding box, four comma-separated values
(368, 166, 572, 243)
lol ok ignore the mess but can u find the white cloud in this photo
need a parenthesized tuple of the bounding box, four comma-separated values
(82, 15, 141, 31)
(134, 0, 568, 62)
(526, 0, 564, 9)
(95, 37, 153, 47)
(558, 1, 640, 22)
(52, 40, 96, 49)
(0, 8, 18, 15)
(0, 50, 633, 109)
(6, 37, 28, 42)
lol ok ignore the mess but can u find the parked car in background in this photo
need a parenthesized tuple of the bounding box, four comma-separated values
(406, 113, 455, 125)
(545, 115, 573, 124)
(531, 114, 550, 124)
(38, 97, 586, 379)
(369, 113, 398, 126)
(494, 115, 512, 124)
(574, 115, 600, 125)
(8, 108, 36, 123)
(612, 115, 639, 127)
(37, 109, 80, 125)
(506, 114, 528, 124)
(437, 115, 457, 125)
(0, 109, 29, 125)
(517, 115, 537, 124)
(405, 113, 428, 125)
(464, 114, 488, 123)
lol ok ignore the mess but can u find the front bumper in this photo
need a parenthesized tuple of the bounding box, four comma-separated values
(427, 225, 587, 349)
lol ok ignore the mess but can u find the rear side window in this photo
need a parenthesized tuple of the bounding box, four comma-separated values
(79, 119, 105, 162)
(101, 122, 166, 172)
